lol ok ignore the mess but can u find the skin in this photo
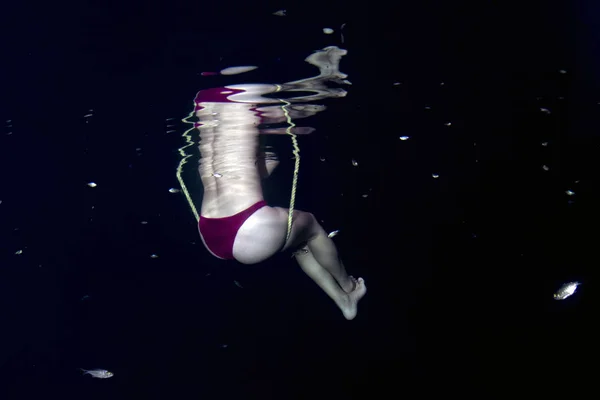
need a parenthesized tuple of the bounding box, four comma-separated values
(196, 48, 366, 319)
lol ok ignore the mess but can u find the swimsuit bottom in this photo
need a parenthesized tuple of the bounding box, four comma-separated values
(198, 200, 267, 260)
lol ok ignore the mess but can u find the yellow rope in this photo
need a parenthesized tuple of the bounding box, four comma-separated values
(177, 109, 200, 222)
(274, 85, 300, 242)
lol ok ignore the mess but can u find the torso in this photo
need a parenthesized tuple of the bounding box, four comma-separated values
(197, 102, 264, 218)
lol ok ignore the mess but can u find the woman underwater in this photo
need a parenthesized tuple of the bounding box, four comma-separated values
(195, 47, 366, 320)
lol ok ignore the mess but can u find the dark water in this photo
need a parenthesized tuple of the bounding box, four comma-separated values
(1, 1, 598, 398)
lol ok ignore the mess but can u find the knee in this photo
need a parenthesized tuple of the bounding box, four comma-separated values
(279, 209, 320, 251)
(301, 212, 322, 241)
(303, 211, 317, 224)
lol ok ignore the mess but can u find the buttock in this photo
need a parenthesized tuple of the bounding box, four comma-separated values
(198, 200, 268, 260)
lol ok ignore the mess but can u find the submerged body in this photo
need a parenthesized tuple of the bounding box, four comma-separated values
(194, 47, 366, 320)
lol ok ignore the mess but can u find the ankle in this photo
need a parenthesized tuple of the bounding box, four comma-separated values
(340, 277, 354, 293)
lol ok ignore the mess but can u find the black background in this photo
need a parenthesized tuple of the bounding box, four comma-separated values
(1, 0, 598, 398)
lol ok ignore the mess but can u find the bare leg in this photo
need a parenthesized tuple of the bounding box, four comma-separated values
(294, 246, 366, 320)
(277, 208, 367, 319)
(306, 226, 355, 292)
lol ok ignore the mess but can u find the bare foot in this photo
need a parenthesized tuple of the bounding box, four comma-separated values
(338, 277, 367, 320)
